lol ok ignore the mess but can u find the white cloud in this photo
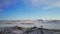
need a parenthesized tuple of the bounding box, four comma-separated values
(28, 0, 60, 9)
(52, 1, 60, 7)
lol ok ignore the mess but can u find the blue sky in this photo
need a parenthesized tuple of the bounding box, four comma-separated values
(0, 0, 60, 20)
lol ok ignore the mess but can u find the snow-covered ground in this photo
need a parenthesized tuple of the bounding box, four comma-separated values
(0, 22, 60, 29)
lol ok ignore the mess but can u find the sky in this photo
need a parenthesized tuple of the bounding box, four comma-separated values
(0, 0, 60, 20)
